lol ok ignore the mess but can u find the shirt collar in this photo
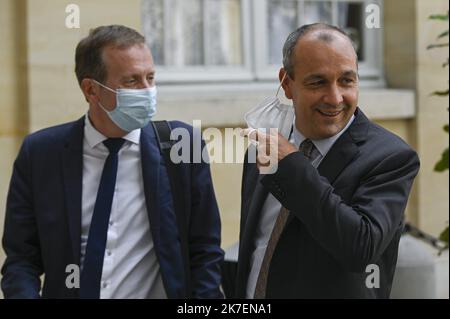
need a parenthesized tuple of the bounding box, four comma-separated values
(292, 114, 355, 158)
(84, 113, 141, 149)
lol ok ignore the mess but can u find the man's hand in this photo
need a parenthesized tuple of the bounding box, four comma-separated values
(241, 128, 298, 174)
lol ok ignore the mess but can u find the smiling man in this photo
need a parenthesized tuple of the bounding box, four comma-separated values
(236, 23, 420, 299)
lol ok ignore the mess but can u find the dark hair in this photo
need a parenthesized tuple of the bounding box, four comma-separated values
(75, 25, 146, 85)
(282, 23, 357, 79)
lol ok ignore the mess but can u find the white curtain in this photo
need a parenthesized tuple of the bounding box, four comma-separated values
(142, 0, 242, 67)
(267, 0, 298, 65)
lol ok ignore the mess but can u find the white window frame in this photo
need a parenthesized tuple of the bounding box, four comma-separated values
(141, 0, 384, 87)
(142, 0, 253, 83)
(253, 0, 384, 87)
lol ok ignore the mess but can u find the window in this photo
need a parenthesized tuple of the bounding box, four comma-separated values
(255, 0, 384, 85)
(142, 0, 252, 82)
(142, 0, 384, 86)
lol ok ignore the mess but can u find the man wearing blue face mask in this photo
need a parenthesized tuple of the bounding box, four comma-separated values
(1, 25, 224, 299)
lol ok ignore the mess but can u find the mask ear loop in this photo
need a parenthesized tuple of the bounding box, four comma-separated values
(276, 72, 287, 97)
(276, 72, 295, 139)
(92, 79, 117, 113)
(92, 79, 117, 94)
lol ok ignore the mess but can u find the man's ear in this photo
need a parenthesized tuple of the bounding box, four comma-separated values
(279, 68, 293, 100)
(80, 78, 98, 104)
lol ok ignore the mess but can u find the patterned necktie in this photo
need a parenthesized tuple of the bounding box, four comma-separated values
(254, 139, 316, 299)
(80, 138, 125, 299)
(299, 139, 315, 159)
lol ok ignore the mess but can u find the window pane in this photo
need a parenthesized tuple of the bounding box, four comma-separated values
(205, 0, 242, 65)
(142, 0, 165, 65)
(267, 0, 298, 65)
(142, 0, 243, 67)
(166, 0, 204, 66)
(303, 1, 332, 24)
(266, 1, 365, 66)
(338, 2, 364, 61)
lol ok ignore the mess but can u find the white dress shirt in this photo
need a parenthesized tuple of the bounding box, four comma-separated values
(81, 114, 167, 299)
(246, 115, 355, 298)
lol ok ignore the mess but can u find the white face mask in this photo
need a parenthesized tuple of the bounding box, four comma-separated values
(244, 73, 294, 139)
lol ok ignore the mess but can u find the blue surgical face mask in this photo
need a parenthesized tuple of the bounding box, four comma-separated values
(93, 80, 157, 132)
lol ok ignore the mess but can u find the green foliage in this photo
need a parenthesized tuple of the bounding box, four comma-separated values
(431, 89, 449, 96)
(440, 226, 449, 243)
(434, 148, 449, 172)
(429, 13, 449, 21)
(439, 226, 449, 254)
(427, 11, 449, 173)
(428, 11, 449, 249)
(434, 124, 449, 172)
(427, 43, 449, 49)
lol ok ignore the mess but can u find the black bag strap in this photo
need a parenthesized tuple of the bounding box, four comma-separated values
(151, 120, 192, 298)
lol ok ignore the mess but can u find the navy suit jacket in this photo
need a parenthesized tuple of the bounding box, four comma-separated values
(236, 108, 420, 298)
(1, 116, 224, 299)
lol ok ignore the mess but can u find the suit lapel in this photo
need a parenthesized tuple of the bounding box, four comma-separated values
(317, 131, 359, 184)
(61, 117, 85, 264)
(317, 108, 368, 184)
(236, 163, 269, 295)
(241, 173, 268, 248)
(140, 125, 162, 251)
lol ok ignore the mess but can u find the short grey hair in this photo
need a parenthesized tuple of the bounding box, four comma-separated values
(282, 23, 357, 79)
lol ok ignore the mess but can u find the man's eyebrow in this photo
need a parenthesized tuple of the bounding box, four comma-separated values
(303, 74, 326, 82)
(303, 70, 358, 82)
(121, 70, 155, 79)
(341, 70, 358, 78)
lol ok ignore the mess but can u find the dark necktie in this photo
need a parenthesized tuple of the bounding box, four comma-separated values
(80, 138, 125, 299)
(254, 139, 317, 298)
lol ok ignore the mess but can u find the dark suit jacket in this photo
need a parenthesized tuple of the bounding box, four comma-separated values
(1, 116, 224, 299)
(236, 108, 420, 299)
